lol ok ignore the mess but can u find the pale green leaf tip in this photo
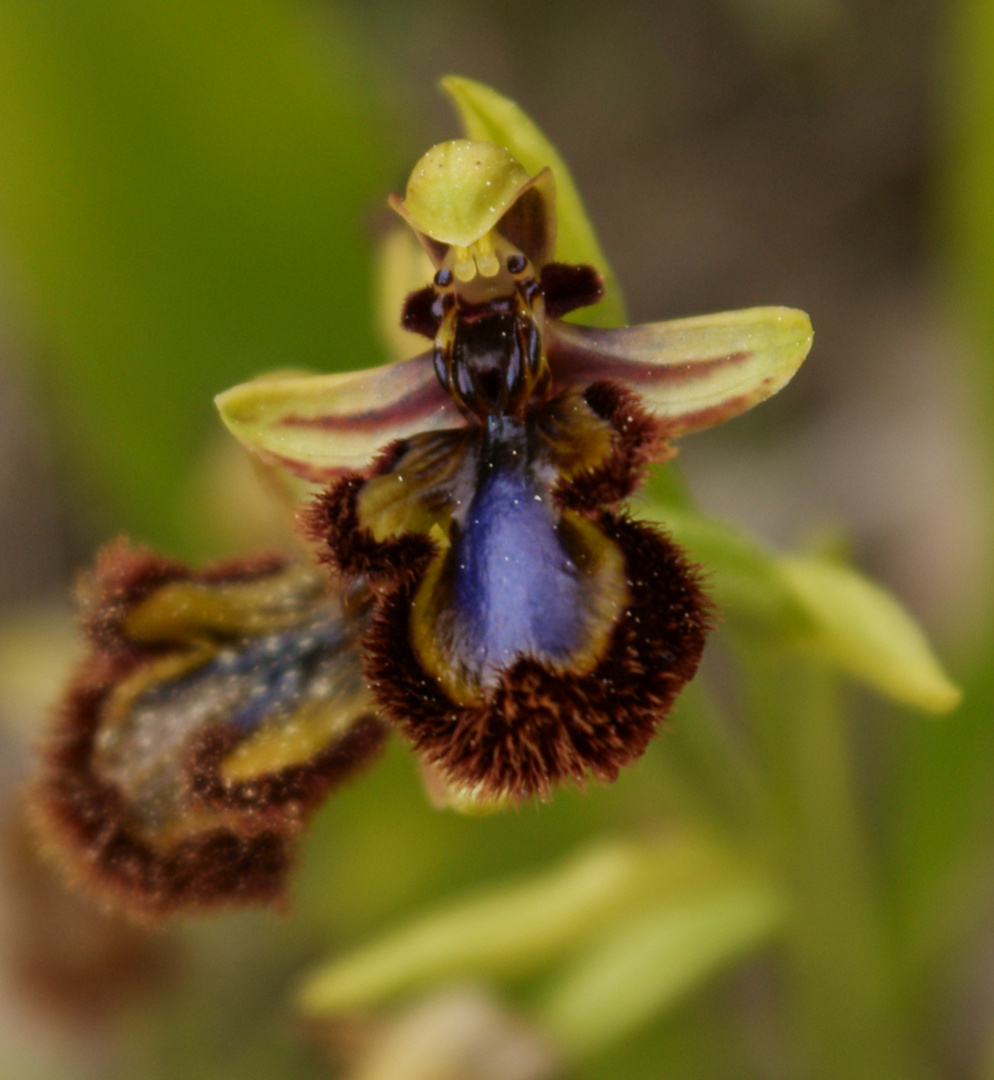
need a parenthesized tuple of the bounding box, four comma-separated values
(439, 75, 513, 134)
(779, 556, 962, 715)
(657, 505, 960, 714)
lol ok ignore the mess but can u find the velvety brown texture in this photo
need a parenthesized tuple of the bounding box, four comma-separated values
(188, 716, 387, 828)
(555, 381, 670, 511)
(31, 661, 291, 919)
(302, 471, 436, 587)
(79, 539, 286, 653)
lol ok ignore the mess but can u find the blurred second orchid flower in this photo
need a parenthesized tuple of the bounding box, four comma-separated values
(33, 79, 811, 918)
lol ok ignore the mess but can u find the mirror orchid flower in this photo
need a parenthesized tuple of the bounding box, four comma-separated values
(218, 139, 812, 802)
(32, 130, 812, 918)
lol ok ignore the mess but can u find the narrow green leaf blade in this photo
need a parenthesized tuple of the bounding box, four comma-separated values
(297, 835, 737, 1016)
(778, 555, 962, 713)
(539, 880, 786, 1057)
(652, 505, 961, 713)
(0, 0, 387, 547)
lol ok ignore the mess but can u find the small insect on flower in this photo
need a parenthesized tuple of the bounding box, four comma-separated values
(32, 109, 812, 917)
(219, 139, 813, 805)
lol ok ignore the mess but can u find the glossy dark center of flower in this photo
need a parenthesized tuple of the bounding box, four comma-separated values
(432, 277, 549, 420)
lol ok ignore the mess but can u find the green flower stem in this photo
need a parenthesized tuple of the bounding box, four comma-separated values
(745, 651, 925, 1080)
(660, 680, 767, 842)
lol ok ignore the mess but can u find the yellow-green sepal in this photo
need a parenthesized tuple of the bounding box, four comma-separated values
(215, 354, 461, 481)
(549, 306, 813, 436)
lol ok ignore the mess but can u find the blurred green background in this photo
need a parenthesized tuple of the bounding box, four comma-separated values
(0, 1, 992, 1079)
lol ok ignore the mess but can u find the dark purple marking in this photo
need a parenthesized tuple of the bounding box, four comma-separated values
(278, 361, 456, 435)
(400, 286, 440, 338)
(540, 263, 604, 319)
(547, 324, 752, 389)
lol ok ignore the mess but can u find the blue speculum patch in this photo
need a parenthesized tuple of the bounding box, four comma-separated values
(448, 432, 589, 683)
(135, 616, 351, 735)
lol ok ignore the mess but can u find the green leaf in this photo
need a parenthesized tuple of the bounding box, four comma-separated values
(296, 835, 739, 1016)
(648, 502, 812, 634)
(0, 0, 388, 550)
(441, 75, 626, 329)
(776, 555, 961, 713)
(538, 879, 786, 1057)
(651, 504, 961, 713)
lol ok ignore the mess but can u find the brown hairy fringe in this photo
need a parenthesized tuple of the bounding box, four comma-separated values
(31, 539, 383, 919)
(30, 660, 290, 920)
(79, 539, 287, 653)
(187, 716, 388, 828)
(555, 381, 672, 512)
(302, 472, 435, 588)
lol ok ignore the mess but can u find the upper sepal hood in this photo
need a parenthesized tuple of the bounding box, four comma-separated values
(388, 139, 557, 277)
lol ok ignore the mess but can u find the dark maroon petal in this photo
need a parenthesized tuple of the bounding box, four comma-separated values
(400, 286, 442, 339)
(495, 180, 556, 269)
